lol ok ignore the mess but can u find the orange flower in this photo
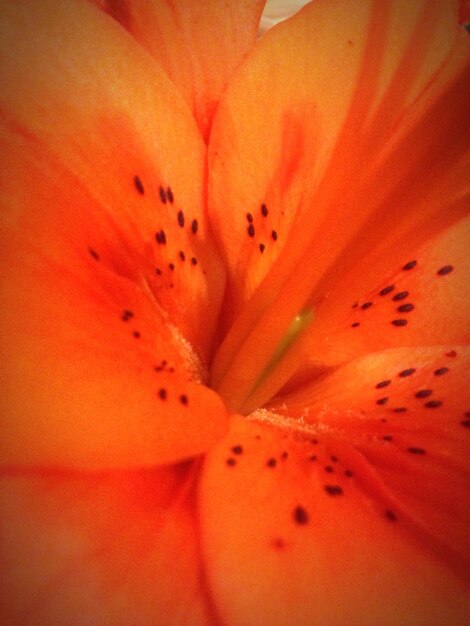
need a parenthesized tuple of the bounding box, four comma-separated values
(1, 1, 469, 624)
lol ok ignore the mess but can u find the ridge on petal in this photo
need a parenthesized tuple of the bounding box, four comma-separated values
(94, 0, 266, 141)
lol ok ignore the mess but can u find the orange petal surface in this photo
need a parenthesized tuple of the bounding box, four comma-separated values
(209, 0, 469, 411)
(200, 414, 470, 626)
(0, 466, 214, 626)
(0, 0, 228, 468)
(95, 0, 266, 141)
(271, 346, 470, 576)
(209, 0, 463, 318)
(242, 214, 470, 410)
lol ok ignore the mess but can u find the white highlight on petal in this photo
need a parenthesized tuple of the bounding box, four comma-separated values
(259, 0, 310, 33)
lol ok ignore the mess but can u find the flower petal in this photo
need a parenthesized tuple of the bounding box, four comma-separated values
(298, 216, 470, 365)
(1, 467, 214, 625)
(94, 0, 266, 141)
(241, 215, 470, 409)
(209, 0, 469, 410)
(209, 0, 463, 316)
(200, 414, 470, 626)
(271, 346, 470, 575)
(0, 0, 227, 468)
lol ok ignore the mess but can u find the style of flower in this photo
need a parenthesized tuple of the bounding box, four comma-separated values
(1, 1, 469, 624)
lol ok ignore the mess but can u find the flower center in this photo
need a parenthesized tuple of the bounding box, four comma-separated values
(211, 306, 314, 415)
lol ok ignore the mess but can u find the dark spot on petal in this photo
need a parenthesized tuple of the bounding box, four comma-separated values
(361, 301, 373, 309)
(376, 380, 391, 389)
(461, 419, 470, 428)
(393, 291, 409, 301)
(156, 268, 162, 275)
(271, 230, 278, 241)
(191, 257, 198, 265)
(446, 350, 457, 358)
(247, 224, 255, 237)
(261, 203, 268, 217)
(402, 260, 417, 271)
(158, 388, 167, 400)
(352, 302, 358, 309)
(226, 457, 236, 466)
(324, 465, 334, 473)
(351, 322, 360, 328)
(397, 303, 414, 313)
(179, 394, 188, 406)
(393, 407, 407, 413)
(246, 212, 253, 223)
(167, 187, 174, 203)
(231, 445, 243, 455)
(133, 331, 141, 339)
(324, 485, 343, 496)
(415, 389, 432, 399)
(133, 175, 144, 195)
(169, 263, 175, 271)
(259, 243, 265, 253)
(266, 458, 277, 468)
(159, 186, 167, 203)
(330, 455, 338, 463)
(121, 309, 134, 322)
(399, 368, 416, 377)
(177, 210, 185, 228)
(379, 285, 394, 296)
(385, 509, 397, 522)
(345, 469, 354, 477)
(391, 319, 408, 326)
(437, 265, 453, 276)
(191, 219, 198, 234)
(155, 230, 167, 245)
(88, 247, 100, 261)
(424, 400, 442, 408)
(179, 250, 185, 261)
(434, 367, 449, 376)
(376, 397, 389, 405)
(382, 435, 394, 442)
(408, 447, 426, 454)
(281, 451, 288, 460)
(309, 455, 317, 462)
(293, 506, 309, 525)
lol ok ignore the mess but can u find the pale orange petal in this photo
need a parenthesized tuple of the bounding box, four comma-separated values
(1, 467, 214, 625)
(94, 0, 266, 141)
(199, 415, 470, 626)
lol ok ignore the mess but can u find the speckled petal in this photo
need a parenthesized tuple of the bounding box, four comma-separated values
(270, 345, 470, 579)
(199, 413, 470, 626)
(209, 0, 469, 412)
(0, 0, 227, 469)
